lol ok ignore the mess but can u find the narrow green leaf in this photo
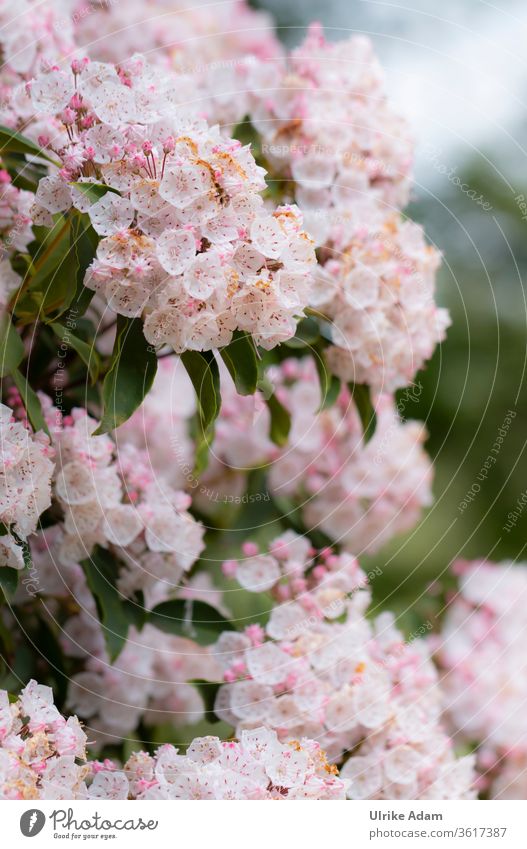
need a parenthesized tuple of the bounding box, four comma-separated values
(219, 331, 258, 396)
(16, 216, 74, 321)
(349, 382, 377, 443)
(69, 181, 119, 204)
(148, 600, 234, 645)
(12, 369, 49, 435)
(50, 321, 99, 383)
(29, 217, 71, 288)
(180, 350, 220, 473)
(95, 316, 157, 435)
(0, 313, 24, 377)
(0, 124, 60, 165)
(81, 547, 131, 662)
(265, 392, 291, 447)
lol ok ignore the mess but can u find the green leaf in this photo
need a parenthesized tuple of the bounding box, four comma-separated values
(180, 350, 220, 474)
(95, 316, 157, 435)
(265, 392, 291, 447)
(0, 313, 24, 377)
(219, 331, 258, 396)
(69, 181, 120, 204)
(349, 382, 377, 443)
(12, 369, 49, 435)
(0, 124, 60, 165)
(189, 679, 222, 722)
(148, 600, 233, 645)
(122, 590, 147, 632)
(52, 213, 97, 320)
(313, 347, 341, 411)
(81, 547, 131, 662)
(50, 321, 100, 383)
(16, 216, 73, 321)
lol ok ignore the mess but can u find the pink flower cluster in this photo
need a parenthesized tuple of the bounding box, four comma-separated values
(119, 728, 347, 800)
(217, 533, 475, 799)
(206, 23, 412, 210)
(23, 56, 316, 351)
(0, 679, 89, 799)
(0, 402, 53, 567)
(313, 205, 450, 392)
(0, 680, 347, 799)
(436, 559, 527, 799)
(0, 171, 34, 258)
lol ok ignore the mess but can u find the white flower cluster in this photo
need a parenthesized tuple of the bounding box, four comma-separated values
(42, 400, 204, 602)
(0, 0, 75, 80)
(0, 680, 89, 799)
(71, 0, 281, 69)
(204, 23, 412, 211)
(120, 728, 347, 800)
(198, 24, 450, 391)
(216, 532, 475, 799)
(0, 403, 54, 568)
(0, 0, 76, 151)
(66, 622, 218, 746)
(436, 560, 527, 799)
(312, 205, 450, 392)
(25, 56, 317, 352)
(0, 680, 347, 799)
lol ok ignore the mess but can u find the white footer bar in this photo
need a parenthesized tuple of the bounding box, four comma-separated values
(4, 800, 526, 849)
